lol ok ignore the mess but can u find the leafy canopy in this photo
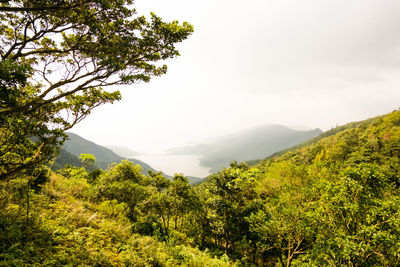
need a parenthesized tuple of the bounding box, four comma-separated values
(0, 0, 193, 180)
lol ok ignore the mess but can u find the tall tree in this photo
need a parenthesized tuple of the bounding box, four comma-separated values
(206, 162, 260, 259)
(0, 0, 193, 180)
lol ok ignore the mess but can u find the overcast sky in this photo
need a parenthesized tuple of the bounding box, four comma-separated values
(72, 0, 400, 154)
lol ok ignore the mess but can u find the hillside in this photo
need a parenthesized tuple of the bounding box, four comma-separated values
(195, 109, 400, 265)
(0, 168, 233, 265)
(246, 119, 375, 166)
(63, 132, 123, 163)
(51, 149, 84, 170)
(259, 112, 400, 168)
(2, 110, 400, 266)
(59, 132, 154, 173)
(56, 133, 203, 184)
(168, 124, 322, 172)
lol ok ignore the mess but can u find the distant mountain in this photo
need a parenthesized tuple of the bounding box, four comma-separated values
(247, 120, 369, 166)
(168, 124, 322, 172)
(186, 176, 204, 185)
(105, 145, 142, 158)
(55, 132, 203, 184)
(52, 149, 84, 170)
(58, 132, 154, 173)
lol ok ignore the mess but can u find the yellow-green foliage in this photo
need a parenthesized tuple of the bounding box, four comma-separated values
(2, 110, 400, 266)
(248, 110, 400, 266)
(0, 170, 233, 266)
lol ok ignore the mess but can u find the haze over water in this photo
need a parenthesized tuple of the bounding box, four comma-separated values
(135, 154, 210, 178)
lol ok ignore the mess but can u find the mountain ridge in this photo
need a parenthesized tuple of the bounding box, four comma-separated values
(58, 132, 155, 174)
(167, 124, 322, 172)
(54, 132, 204, 184)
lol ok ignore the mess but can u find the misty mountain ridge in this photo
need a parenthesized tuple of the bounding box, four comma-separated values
(55, 132, 203, 184)
(167, 124, 322, 172)
(60, 132, 153, 173)
(56, 123, 323, 181)
(105, 145, 142, 158)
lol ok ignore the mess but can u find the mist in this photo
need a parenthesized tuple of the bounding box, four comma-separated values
(72, 0, 400, 153)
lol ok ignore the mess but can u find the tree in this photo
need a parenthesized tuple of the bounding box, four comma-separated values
(301, 164, 400, 266)
(79, 153, 95, 170)
(169, 174, 200, 231)
(205, 162, 260, 259)
(94, 160, 151, 221)
(0, 0, 193, 181)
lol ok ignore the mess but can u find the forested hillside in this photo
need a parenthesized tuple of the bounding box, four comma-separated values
(168, 124, 322, 172)
(54, 132, 203, 184)
(1, 0, 399, 265)
(0, 164, 232, 265)
(2, 110, 399, 265)
(198, 109, 400, 265)
(56, 132, 154, 173)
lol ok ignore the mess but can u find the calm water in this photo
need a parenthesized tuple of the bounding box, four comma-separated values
(134, 154, 210, 178)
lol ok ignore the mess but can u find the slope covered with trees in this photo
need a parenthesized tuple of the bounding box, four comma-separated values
(2, 110, 399, 265)
(168, 124, 322, 172)
(54, 132, 204, 184)
(58, 132, 154, 172)
(195, 109, 400, 265)
(51, 148, 84, 170)
(0, 161, 232, 266)
(1, 0, 399, 265)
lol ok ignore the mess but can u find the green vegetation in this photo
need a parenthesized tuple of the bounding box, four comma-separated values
(55, 132, 204, 184)
(1, 1, 399, 265)
(51, 149, 84, 171)
(2, 109, 400, 265)
(168, 125, 322, 172)
(0, 0, 193, 182)
(55, 132, 155, 173)
(0, 162, 232, 266)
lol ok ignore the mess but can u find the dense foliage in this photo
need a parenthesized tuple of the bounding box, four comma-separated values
(0, 0, 193, 181)
(1, 2, 399, 265)
(54, 132, 155, 173)
(0, 163, 231, 266)
(1, 110, 400, 265)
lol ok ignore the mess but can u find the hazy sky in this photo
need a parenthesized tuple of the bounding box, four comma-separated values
(72, 0, 400, 153)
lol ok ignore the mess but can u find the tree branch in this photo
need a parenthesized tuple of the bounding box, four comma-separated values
(0, 3, 78, 12)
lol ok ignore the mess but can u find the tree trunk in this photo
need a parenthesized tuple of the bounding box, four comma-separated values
(26, 183, 30, 225)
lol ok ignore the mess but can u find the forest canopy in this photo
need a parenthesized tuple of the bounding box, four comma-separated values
(1, 108, 400, 265)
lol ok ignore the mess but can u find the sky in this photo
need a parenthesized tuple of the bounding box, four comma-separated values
(72, 0, 400, 154)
